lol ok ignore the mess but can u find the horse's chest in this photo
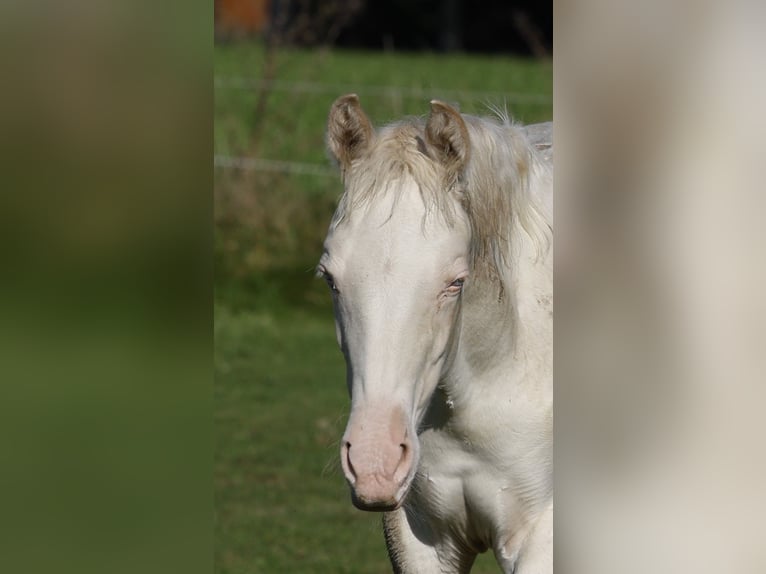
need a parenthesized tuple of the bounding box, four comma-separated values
(411, 431, 529, 549)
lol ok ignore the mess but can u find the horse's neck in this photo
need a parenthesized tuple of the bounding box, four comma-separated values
(445, 235, 552, 400)
(440, 124, 553, 403)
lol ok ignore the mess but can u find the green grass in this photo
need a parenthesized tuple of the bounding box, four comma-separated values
(215, 43, 552, 162)
(214, 41, 551, 572)
(214, 303, 384, 573)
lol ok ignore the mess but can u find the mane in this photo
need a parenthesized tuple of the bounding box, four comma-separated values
(331, 112, 552, 281)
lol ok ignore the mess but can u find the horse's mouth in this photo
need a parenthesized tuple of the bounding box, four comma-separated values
(350, 491, 404, 512)
(349, 473, 414, 512)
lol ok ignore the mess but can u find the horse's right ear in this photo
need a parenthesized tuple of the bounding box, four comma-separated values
(327, 94, 374, 169)
(425, 100, 470, 175)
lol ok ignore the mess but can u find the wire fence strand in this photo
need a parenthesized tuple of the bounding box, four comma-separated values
(214, 155, 337, 177)
(215, 77, 552, 105)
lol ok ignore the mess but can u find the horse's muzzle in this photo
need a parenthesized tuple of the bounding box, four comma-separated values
(340, 406, 415, 511)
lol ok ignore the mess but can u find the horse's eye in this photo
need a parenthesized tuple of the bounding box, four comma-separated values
(446, 277, 465, 295)
(324, 273, 339, 293)
(317, 265, 339, 294)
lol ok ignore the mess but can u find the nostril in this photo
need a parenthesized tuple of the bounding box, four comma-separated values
(342, 441, 357, 484)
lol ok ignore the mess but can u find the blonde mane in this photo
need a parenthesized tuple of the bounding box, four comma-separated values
(331, 112, 552, 280)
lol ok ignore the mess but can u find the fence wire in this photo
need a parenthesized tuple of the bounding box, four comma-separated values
(214, 155, 336, 177)
(215, 76, 552, 105)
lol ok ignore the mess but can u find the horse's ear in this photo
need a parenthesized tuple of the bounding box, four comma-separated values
(327, 94, 374, 169)
(425, 100, 470, 174)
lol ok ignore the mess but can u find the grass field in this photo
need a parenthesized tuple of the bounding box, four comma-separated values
(214, 41, 552, 573)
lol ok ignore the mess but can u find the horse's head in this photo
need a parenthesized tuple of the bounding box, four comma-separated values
(321, 95, 472, 510)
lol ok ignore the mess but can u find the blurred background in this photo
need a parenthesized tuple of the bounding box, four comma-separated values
(213, 1, 551, 572)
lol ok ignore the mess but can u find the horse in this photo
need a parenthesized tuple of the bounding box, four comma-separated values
(320, 94, 552, 573)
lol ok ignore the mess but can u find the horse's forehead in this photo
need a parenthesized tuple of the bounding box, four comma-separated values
(334, 212, 463, 285)
(346, 190, 450, 247)
(326, 167, 469, 274)
(362, 184, 426, 228)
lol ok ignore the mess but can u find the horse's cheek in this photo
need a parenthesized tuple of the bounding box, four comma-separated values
(430, 302, 459, 357)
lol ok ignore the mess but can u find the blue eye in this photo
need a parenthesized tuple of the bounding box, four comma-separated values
(450, 278, 465, 288)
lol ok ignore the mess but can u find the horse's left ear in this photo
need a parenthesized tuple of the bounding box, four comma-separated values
(425, 100, 471, 174)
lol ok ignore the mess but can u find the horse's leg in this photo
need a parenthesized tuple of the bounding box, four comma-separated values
(496, 502, 553, 574)
(383, 507, 476, 574)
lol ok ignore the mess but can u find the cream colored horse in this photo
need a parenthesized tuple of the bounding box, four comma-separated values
(320, 95, 552, 573)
